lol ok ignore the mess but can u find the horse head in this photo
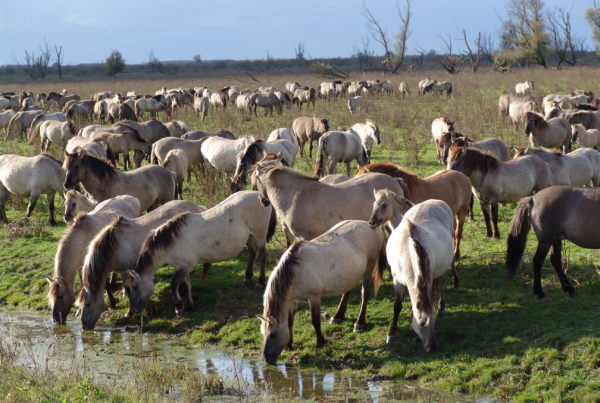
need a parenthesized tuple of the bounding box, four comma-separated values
(259, 315, 289, 365)
(47, 276, 74, 325)
(78, 283, 106, 330)
(127, 269, 153, 315)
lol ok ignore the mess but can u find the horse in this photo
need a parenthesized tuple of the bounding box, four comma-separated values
(347, 96, 363, 115)
(63, 151, 176, 212)
(524, 112, 571, 153)
(398, 81, 410, 98)
(267, 128, 297, 146)
(252, 161, 407, 243)
(94, 131, 150, 170)
(260, 220, 386, 364)
(63, 189, 97, 223)
(293, 88, 316, 109)
(231, 139, 299, 192)
(34, 120, 78, 152)
(448, 147, 550, 238)
(572, 123, 600, 149)
(0, 154, 65, 225)
(200, 136, 255, 174)
(5, 110, 43, 140)
(291, 116, 329, 158)
(163, 120, 189, 138)
(438, 132, 509, 164)
(314, 131, 369, 177)
(515, 80, 534, 96)
(77, 200, 206, 330)
(377, 198, 455, 352)
(127, 191, 276, 315)
(418, 78, 435, 95)
(181, 130, 236, 141)
(27, 112, 67, 142)
(47, 92, 80, 108)
(251, 92, 282, 116)
(423, 81, 452, 97)
(352, 120, 381, 159)
(506, 186, 600, 298)
(513, 147, 600, 187)
(65, 137, 115, 164)
(431, 117, 455, 161)
(47, 195, 140, 324)
(0, 110, 16, 135)
(161, 150, 189, 199)
(509, 99, 537, 127)
(568, 110, 600, 130)
(193, 95, 209, 120)
(358, 163, 471, 260)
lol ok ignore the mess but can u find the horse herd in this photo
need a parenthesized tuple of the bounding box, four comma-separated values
(1, 77, 599, 366)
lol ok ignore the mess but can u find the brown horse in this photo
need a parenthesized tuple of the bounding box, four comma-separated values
(506, 186, 600, 298)
(358, 163, 471, 259)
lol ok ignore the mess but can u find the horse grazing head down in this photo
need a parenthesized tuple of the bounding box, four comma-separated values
(47, 276, 75, 325)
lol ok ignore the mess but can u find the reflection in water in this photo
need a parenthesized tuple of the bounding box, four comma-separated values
(0, 309, 471, 401)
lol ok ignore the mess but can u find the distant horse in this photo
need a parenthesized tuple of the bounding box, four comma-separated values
(398, 81, 410, 98)
(0, 154, 65, 225)
(231, 139, 298, 192)
(438, 132, 509, 164)
(47, 195, 140, 324)
(524, 112, 571, 153)
(260, 220, 386, 364)
(77, 200, 206, 329)
(431, 117, 455, 161)
(376, 198, 455, 352)
(63, 151, 176, 212)
(352, 120, 381, 159)
(509, 99, 537, 127)
(27, 112, 67, 142)
(515, 80, 534, 96)
(253, 162, 406, 243)
(423, 80, 452, 97)
(506, 186, 600, 297)
(291, 116, 329, 158)
(314, 131, 369, 177)
(127, 191, 276, 315)
(448, 147, 550, 238)
(358, 163, 471, 260)
(513, 147, 600, 187)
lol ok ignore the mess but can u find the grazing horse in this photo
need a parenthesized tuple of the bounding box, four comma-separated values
(506, 186, 600, 297)
(94, 131, 150, 170)
(127, 191, 276, 315)
(525, 112, 571, 153)
(291, 116, 329, 158)
(398, 81, 410, 98)
(0, 154, 65, 225)
(515, 80, 534, 96)
(252, 162, 406, 243)
(200, 136, 255, 173)
(513, 147, 600, 187)
(260, 220, 386, 364)
(358, 163, 471, 260)
(63, 151, 176, 212)
(314, 131, 369, 177)
(423, 80, 452, 97)
(448, 147, 550, 238)
(231, 139, 299, 192)
(181, 130, 236, 141)
(77, 200, 206, 330)
(374, 198, 454, 352)
(352, 120, 381, 158)
(438, 132, 509, 164)
(47, 195, 140, 324)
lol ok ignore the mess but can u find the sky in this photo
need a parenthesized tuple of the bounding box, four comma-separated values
(0, 0, 593, 66)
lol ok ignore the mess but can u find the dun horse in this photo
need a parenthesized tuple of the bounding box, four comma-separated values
(524, 112, 571, 153)
(314, 131, 369, 177)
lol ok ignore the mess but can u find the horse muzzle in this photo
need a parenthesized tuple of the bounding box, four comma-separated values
(258, 195, 270, 207)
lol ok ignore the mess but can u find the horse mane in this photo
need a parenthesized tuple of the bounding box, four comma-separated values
(80, 154, 117, 180)
(264, 240, 303, 320)
(358, 163, 420, 190)
(83, 216, 127, 292)
(407, 219, 433, 315)
(40, 153, 62, 165)
(450, 147, 499, 175)
(135, 213, 190, 275)
(528, 112, 548, 128)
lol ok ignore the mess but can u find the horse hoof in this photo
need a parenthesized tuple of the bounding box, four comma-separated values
(565, 286, 576, 296)
(385, 335, 395, 344)
(329, 317, 344, 324)
(353, 322, 366, 332)
(534, 290, 546, 299)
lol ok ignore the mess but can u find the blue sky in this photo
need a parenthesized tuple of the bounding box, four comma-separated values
(0, 0, 593, 66)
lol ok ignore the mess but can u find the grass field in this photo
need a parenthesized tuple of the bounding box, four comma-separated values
(1, 67, 600, 401)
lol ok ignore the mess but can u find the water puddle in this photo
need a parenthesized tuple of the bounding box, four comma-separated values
(0, 308, 483, 401)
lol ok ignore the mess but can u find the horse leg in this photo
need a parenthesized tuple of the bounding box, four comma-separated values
(179, 269, 194, 312)
(26, 191, 41, 219)
(549, 240, 575, 296)
(345, 161, 351, 176)
(491, 203, 501, 238)
(0, 185, 9, 224)
(257, 246, 267, 287)
(170, 269, 188, 315)
(47, 191, 56, 226)
(480, 201, 493, 238)
(244, 242, 258, 286)
(133, 150, 144, 168)
(105, 282, 118, 309)
(450, 260, 459, 289)
(453, 211, 466, 260)
(330, 291, 350, 323)
(354, 280, 372, 331)
(386, 284, 404, 344)
(283, 225, 294, 247)
(287, 303, 297, 348)
(468, 194, 475, 220)
(308, 298, 326, 348)
(532, 242, 551, 298)
(434, 278, 446, 317)
(308, 140, 313, 159)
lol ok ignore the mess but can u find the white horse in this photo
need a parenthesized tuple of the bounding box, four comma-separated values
(380, 198, 454, 352)
(314, 131, 369, 176)
(572, 124, 600, 149)
(267, 128, 297, 146)
(201, 136, 255, 173)
(431, 117, 454, 161)
(193, 95, 209, 120)
(260, 220, 386, 364)
(515, 80, 534, 95)
(351, 120, 381, 158)
(37, 120, 78, 152)
(509, 99, 537, 126)
(0, 154, 65, 225)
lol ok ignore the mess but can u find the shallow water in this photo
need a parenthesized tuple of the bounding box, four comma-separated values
(0, 308, 484, 401)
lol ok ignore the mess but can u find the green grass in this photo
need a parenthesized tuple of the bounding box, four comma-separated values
(1, 67, 600, 401)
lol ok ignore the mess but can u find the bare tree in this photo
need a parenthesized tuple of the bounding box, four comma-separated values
(147, 50, 166, 73)
(547, 7, 583, 68)
(294, 41, 306, 65)
(20, 42, 51, 80)
(353, 37, 375, 70)
(364, 0, 412, 74)
(438, 35, 461, 74)
(460, 29, 483, 72)
(480, 33, 495, 63)
(54, 45, 64, 79)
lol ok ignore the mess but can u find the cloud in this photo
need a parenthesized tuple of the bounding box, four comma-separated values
(64, 13, 103, 27)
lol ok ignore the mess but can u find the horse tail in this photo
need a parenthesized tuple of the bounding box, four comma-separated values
(372, 233, 387, 295)
(506, 196, 533, 278)
(407, 219, 432, 316)
(313, 136, 327, 177)
(266, 206, 277, 243)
